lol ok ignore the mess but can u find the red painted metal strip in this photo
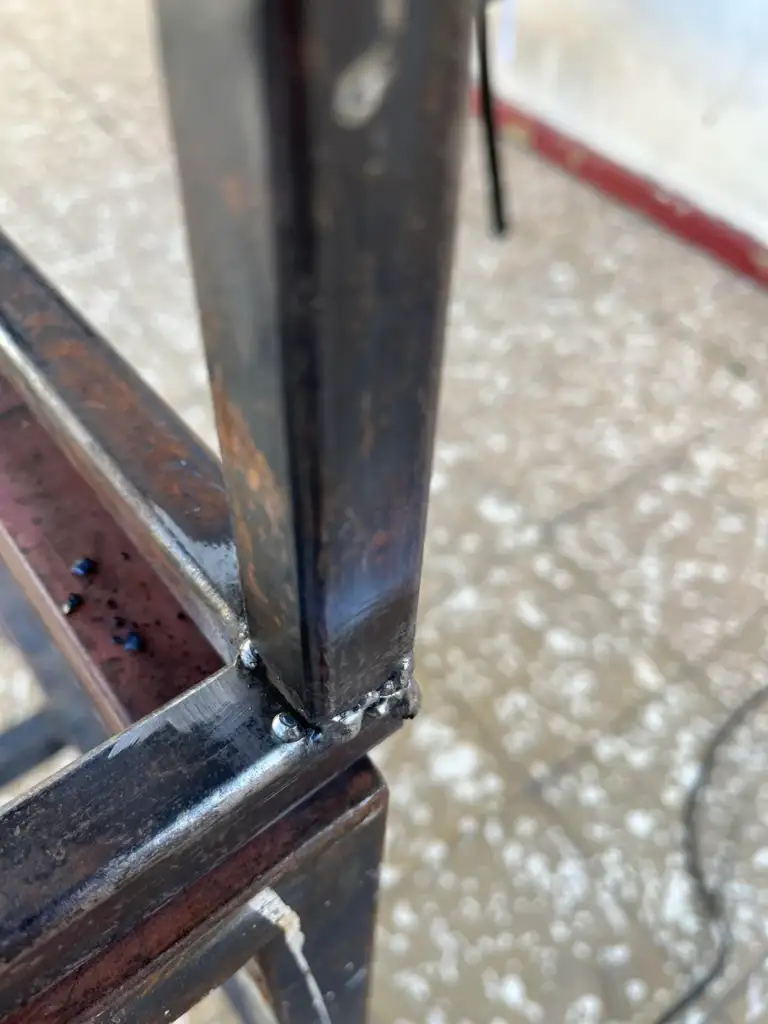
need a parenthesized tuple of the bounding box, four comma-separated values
(471, 90, 768, 289)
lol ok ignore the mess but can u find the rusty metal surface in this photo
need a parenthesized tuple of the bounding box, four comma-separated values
(5, 759, 386, 1024)
(88, 760, 384, 1024)
(0, 652, 396, 1016)
(0, 231, 241, 659)
(0, 375, 222, 730)
(158, 0, 472, 722)
(0, 375, 392, 1021)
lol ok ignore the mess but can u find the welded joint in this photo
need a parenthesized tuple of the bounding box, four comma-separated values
(267, 654, 421, 746)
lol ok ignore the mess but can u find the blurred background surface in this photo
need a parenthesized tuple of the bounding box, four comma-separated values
(2, 2, 768, 1021)
(488, 0, 768, 247)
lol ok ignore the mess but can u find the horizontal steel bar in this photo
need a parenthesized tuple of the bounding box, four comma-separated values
(0, 232, 241, 659)
(7, 759, 385, 1024)
(0, 663, 397, 1015)
(0, 711, 63, 788)
(85, 762, 385, 1024)
(91, 895, 283, 1024)
(0, 376, 223, 730)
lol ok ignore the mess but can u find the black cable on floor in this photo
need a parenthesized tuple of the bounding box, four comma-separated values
(477, 0, 508, 237)
(652, 682, 768, 1023)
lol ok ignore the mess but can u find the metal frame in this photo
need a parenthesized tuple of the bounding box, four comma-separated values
(0, 2, 472, 1020)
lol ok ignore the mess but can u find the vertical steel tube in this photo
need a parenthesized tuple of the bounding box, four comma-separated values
(157, 0, 472, 721)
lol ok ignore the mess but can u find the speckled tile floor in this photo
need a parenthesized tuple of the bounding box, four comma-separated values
(2, 4, 768, 1023)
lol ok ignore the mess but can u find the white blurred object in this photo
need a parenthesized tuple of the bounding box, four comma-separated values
(486, 0, 768, 245)
(500, 0, 516, 62)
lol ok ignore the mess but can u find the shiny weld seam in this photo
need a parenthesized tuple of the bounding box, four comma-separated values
(266, 653, 421, 745)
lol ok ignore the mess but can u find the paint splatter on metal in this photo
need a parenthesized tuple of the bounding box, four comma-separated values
(124, 632, 144, 653)
(61, 593, 83, 616)
(71, 557, 97, 578)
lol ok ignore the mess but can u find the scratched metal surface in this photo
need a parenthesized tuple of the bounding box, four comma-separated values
(3, 2, 768, 1022)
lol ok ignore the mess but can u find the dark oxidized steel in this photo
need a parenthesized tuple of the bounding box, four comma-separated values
(158, 0, 473, 722)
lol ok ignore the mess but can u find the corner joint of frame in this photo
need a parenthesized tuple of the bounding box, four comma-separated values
(242, 648, 421, 748)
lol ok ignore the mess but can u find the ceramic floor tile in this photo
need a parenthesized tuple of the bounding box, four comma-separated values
(542, 680, 723, 958)
(542, 677, 768, 1023)
(0, 32, 210, 431)
(719, 954, 768, 1023)
(0, 636, 45, 733)
(0, 167, 215, 447)
(418, 538, 689, 778)
(374, 712, 685, 1024)
(0, 38, 161, 211)
(0, 0, 170, 162)
(702, 705, 768, 952)
(685, 415, 768, 511)
(440, 133, 763, 526)
(555, 434, 768, 664)
(696, 605, 768, 712)
(0, 636, 77, 809)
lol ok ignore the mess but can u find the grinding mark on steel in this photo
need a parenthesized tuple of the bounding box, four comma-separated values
(107, 670, 253, 759)
(652, 682, 768, 1022)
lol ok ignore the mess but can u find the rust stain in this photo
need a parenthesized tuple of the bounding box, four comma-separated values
(212, 371, 286, 534)
(0, 237, 232, 538)
(246, 563, 269, 607)
(22, 311, 66, 332)
(221, 174, 247, 215)
(371, 530, 389, 552)
(39, 337, 88, 362)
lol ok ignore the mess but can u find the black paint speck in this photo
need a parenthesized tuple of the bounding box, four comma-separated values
(113, 616, 126, 628)
(106, 598, 118, 610)
(71, 557, 97, 578)
(120, 551, 131, 561)
(61, 593, 83, 616)
(124, 631, 144, 653)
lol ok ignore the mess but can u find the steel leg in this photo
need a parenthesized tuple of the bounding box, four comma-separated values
(157, 0, 473, 723)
